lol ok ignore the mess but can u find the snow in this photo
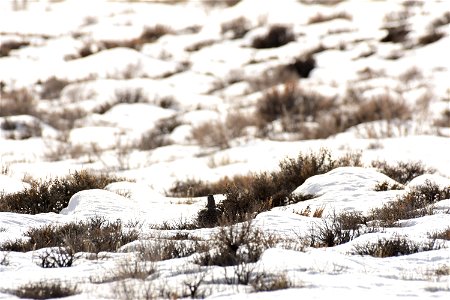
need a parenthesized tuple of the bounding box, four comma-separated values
(293, 167, 400, 196)
(0, 175, 29, 195)
(0, 0, 450, 298)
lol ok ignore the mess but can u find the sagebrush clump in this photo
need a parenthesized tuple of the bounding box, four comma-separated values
(252, 25, 295, 49)
(0, 170, 121, 214)
(1, 216, 139, 253)
(370, 180, 450, 226)
(192, 149, 362, 225)
(6, 280, 78, 299)
(353, 235, 442, 257)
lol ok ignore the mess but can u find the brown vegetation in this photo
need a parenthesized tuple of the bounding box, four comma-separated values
(370, 180, 450, 226)
(0, 216, 139, 253)
(252, 25, 295, 49)
(308, 12, 352, 24)
(0, 89, 37, 117)
(0, 170, 121, 214)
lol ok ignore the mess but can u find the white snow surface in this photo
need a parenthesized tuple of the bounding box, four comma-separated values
(0, 0, 450, 299)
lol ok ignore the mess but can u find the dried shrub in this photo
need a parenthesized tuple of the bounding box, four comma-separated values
(139, 25, 172, 44)
(168, 178, 216, 198)
(431, 228, 450, 241)
(201, 0, 241, 8)
(191, 111, 255, 149)
(113, 256, 156, 280)
(0, 170, 120, 214)
(433, 265, 450, 276)
(39, 77, 69, 100)
(191, 121, 229, 149)
(149, 218, 198, 231)
(168, 174, 253, 198)
(417, 30, 445, 46)
(399, 66, 423, 83)
(352, 94, 411, 124)
(371, 160, 434, 184)
(308, 211, 370, 247)
(0, 40, 29, 57)
(299, 0, 344, 4)
(157, 96, 177, 109)
(7, 280, 78, 299)
(114, 88, 148, 104)
(95, 88, 148, 114)
(83, 25, 172, 55)
(195, 221, 278, 266)
(215, 149, 362, 224)
(247, 64, 299, 92)
(225, 111, 256, 138)
(132, 238, 203, 262)
(252, 25, 295, 49)
(286, 55, 316, 78)
(1, 216, 139, 253)
(0, 118, 42, 140)
(295, 205, 325, 218)
(0, 89, 36, 117)
(370, 181, 450, 226)
(308, 12, 352, 24)
(37, 247, 74, 268)
(221, 16, 251, 39)
(138, 116, 180, 150)
(79, 43, 94, 57)
(39, 107, 87, 131)
(381, 24, 410, 43)
(431, 12, 450, 28)
(374, 181, 404, 191)
(434, 109, 450, 127)
(353, 235, 443, 257)
(251, 273, 292, 292)
(380, 11, 411, 44)
(255, 81, 335, 136)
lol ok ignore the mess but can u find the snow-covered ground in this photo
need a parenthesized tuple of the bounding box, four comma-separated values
(0, 0, 449, 299)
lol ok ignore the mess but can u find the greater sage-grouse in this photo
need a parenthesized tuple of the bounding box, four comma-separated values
(197, 194, 221, 227)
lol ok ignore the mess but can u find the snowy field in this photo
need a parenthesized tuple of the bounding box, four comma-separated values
(0, 0, 449, 299)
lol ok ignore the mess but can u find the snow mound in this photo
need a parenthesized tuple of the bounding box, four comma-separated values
(60, 189, 136, 219)
(0, 175, 29, 195)
(283, 167, 404, 216)
(60, 186, 209, 225)
(293, 167, 400, 197)
(105, 181, 164, 204)
(407, 174, 450, 190)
